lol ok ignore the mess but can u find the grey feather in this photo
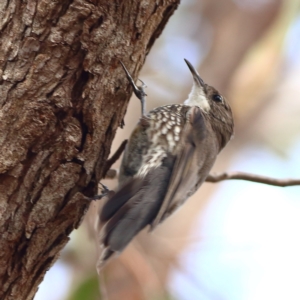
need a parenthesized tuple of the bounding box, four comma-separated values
(99, 155, 175, 260)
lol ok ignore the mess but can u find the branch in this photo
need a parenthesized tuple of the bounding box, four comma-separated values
(206, 172, 300, 187)
(103, 140, 128, 178)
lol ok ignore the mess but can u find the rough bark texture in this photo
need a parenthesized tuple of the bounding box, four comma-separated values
(0, 1, 180, 299)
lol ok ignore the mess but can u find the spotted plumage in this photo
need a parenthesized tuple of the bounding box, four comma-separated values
(136, 105, 189, 176)
(97, 59, 234, 270)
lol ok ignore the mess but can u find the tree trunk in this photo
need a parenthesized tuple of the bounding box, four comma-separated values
(0, 1, 179, 299)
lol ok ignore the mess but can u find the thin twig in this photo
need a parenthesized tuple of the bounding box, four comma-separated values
(103, 139, 128, 178)
(206, 172, 300, 187)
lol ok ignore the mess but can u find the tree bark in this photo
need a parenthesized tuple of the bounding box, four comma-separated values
(0, 1, 179, 299)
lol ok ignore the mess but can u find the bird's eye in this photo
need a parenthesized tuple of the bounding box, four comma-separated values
(213, 94, 223, 102)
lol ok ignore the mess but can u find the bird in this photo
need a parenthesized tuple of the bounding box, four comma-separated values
(97, 59, 234, 270)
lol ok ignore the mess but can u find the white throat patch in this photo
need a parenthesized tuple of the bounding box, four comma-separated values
(184, 84, 210, 112)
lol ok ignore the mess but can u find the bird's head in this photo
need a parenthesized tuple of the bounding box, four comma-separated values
(184, 59, 234, 147)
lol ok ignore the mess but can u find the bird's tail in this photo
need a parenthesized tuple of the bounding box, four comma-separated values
(97, 157, 174, 271)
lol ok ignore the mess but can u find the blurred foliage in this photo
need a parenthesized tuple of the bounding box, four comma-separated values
(67, 274, 101, 300)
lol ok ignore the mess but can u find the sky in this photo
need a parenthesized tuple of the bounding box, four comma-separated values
(169, 11, 300, 299)
(170, 141, 300, 300)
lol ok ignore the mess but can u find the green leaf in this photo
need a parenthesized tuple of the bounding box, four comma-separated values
(67, 275, 101, 300)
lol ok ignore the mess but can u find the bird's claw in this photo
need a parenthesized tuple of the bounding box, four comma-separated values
(120, 61, 147, 116)
(137, 79, 147, 91)
(91, 182, 110, 201)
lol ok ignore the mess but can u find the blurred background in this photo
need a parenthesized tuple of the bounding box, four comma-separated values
(36, 0, 300, 299)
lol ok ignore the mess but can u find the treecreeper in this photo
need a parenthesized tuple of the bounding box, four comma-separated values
(97, 59, 234, 271)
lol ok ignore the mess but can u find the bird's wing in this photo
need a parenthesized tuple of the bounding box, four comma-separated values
(151, 106, 208, 229)
(97, 156, 175, 270)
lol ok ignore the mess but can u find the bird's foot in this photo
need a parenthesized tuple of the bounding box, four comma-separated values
(91, 182, 110, 201)
(120, 61, 147, 116)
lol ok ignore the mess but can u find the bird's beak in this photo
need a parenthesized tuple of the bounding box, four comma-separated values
(184, 59, 205, 88)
